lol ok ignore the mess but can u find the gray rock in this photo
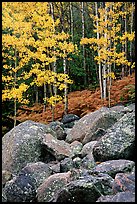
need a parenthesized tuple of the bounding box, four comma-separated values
(93, 112, 135, 162)
(2, 170, 13, 187)
(65, 107, 116, 144)
(52, 173, 114, 202)
(81, 154, 96, 170)
(18, 162, 52, 188)
(73, 157, 82, 169)
(36, 171, 71, 202)
(2, 191, 7, 202)
(70, 140, 83, 157)
(61, 114, 80, 124)
(60, 158, 73, 172)
(80, 141, 97, 158)
(48, 121, 67, 140)
(48, 161, 61, 173)
(112, 172, 135, 193)
(92, 159, 135, 178)
(3, 174, 36, 202)
(42, 133, 72, 161)
(2, 120, 56, 174)
(96, 191, 135, 202)
(66, 105, 134, 144)
(126, 103, 135, 112)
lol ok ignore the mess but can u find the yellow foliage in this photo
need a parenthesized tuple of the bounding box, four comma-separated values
(104, 72, 116, 79)
(46, 95, 62, 107)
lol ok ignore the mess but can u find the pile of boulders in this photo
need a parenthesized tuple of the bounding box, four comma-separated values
(2, 103, 135, 202)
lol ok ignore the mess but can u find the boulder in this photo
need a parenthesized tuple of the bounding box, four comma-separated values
(60, 158, 73, 172)
(112, 172, 135, 193)
(65, 107, 117, 144)
(80, 141, 97, 158)
(48, 161, 61, 173)
(66, 105, 134, 144)
(96, 191, 135, 202)
(2, 120, 73, 175)
(61, 114, 80, 128)
(92, 159, 135, 178)
(42, 133, 72, 161)
(2, 170, 13, 187)
(81, 154, 96, 170)
(2, 120, 56, 174)
(36, 171, 71, 202)
(73, 157, 82, 169)
(48, 121, 67, 140)
(51, 173, 114, 202)
(18, 162, 52, 188)
(70, 141, 83, 157)
(93, 112, 135, 162)
(3, 174, 36, 202)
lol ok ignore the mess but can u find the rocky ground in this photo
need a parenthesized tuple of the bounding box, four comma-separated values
(2, 102, 135, 202)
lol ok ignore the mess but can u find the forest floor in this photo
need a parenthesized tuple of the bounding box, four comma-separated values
(16, 73, 135, 125)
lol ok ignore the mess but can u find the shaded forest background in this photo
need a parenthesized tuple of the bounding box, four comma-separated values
(2, 2, 135, 134)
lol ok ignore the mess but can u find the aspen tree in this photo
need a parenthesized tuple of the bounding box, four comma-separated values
(80, 2, 135, 105)
(129, 2, 135, 75)
(2, 2, 31, 126)
(70, 2, 74, 42)
(95, 2, 103, 99)
(81, 2, 86, 86)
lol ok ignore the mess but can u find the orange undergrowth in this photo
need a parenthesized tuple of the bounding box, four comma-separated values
(16, 73, 135, 125)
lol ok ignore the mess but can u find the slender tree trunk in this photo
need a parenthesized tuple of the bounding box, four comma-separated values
(103, 2, 107, 99)
(63, 56, 68, 115)
(124, 3, 128, 76)
(49, 2, 57, 99)
(70, 2, 74, 42)
(81, 2, 86, 86)
(95, 2, 103, 99)
(43, 82, 47, 112)
(14, 47, 17, 127)
(60, 3, 68, 115)
(129, 2, 134, 75)
(35, 85, 39, 104)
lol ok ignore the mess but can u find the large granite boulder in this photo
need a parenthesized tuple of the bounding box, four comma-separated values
(2, 161, 53, 202)
(36, 171, 71, 202)
(18, 162, 53, 188)
(65, 105, 132, 144)
(112, 172, 135, 193)
(42, 133, 72, 161)
(92, 159, 135, 178)
(93, 112, 135, 162)
(2, 120, 73, 175)
(51, 173, 114, 202)
(3, 174, 36, 202)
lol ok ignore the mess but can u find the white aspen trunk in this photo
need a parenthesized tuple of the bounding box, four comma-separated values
(43, 82, 47, 112)
(70, 2, 74, 42)
(63, 56, 68, 115)
(103, 3, 107, 99)
(81, 2, 86, 86)
(50, 2, 57, 98)
(95, 2, 103, 99)
(14, 47, 17, 127)
(129, 2, 134, 75)
(108, 3, 113, 108)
